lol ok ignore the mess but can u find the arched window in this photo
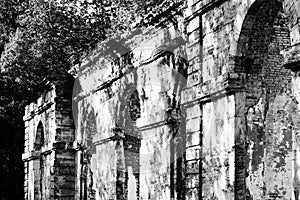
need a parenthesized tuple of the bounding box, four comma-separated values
(33, 121, 45, 200)
(129, 90, 141, 121)
(34, 122, 45, 151)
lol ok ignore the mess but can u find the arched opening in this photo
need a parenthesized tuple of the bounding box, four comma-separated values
(79, 107, 97, 200)
(34, 122, 45, 151)
(33, 122, 45, 200)
(234, 0, 295, 199)
(115, 86, 141, 200)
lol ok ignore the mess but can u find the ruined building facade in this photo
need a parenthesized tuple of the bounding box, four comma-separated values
(22, 0, 300, 199)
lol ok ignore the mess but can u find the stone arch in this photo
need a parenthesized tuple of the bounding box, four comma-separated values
(73, 29, 188, 199)
(33, 121, 45, 200)
(80, 105, 97, 149)
(34, 121, 45, 151)
(233, 0, 296, 199)
(113, 77, 141, 200)
(79, 106, 97, 200)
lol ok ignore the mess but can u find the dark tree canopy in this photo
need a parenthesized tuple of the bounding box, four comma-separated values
(0, 0, 108, 122)
(0, 0, 171, 121)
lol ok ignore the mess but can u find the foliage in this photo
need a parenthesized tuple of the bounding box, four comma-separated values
(0, 0, 111, 122)
(0, 0, 174, 123)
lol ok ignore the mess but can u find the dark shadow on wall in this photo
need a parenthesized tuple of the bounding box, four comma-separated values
(237, 0, 291, 102)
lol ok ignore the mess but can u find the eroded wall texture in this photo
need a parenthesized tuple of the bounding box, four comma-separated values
(23, 76, 76, 200)
(23, 0, 300, 199)
(73, 23, 188, 199)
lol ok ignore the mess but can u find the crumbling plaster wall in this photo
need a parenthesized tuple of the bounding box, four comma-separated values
(23, 0, 300, 199)
(23, 87, 57, 200)
(201, 96, 236, 199)
(281, 2, 300, 198)
(283, 0, 300, 45)
(239, 1, 294, 199)
(74, 0, 299, 199)
(72, 0, 250, 199)
(23, 79, 75, 200)
(73, 22, 188, 199)
(184, 0, 300, 199)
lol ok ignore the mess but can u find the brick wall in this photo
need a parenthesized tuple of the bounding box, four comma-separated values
(232, 0, 300, 199)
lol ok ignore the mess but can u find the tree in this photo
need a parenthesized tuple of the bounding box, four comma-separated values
(0, 0, 112, 118)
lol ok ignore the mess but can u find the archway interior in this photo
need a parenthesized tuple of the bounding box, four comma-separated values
(33, 122, 45, 200)
(235, 0, 294, 199)
(34, 122, 45, 151)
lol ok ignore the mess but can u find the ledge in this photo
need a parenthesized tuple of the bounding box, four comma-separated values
(22, 141, 74, 162)
(281, 43, 300, 71)
(22, 150, 41, 162)
(185, 0, 228, 23)
(23, 99, 55, 121)
(182, 72, 246, 105)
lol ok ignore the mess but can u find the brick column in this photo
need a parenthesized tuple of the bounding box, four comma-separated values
(183, 0, 203, 197)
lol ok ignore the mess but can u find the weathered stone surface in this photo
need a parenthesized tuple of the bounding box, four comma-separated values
(23, 77, 75, 200)
(23, 0, 300, 199)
